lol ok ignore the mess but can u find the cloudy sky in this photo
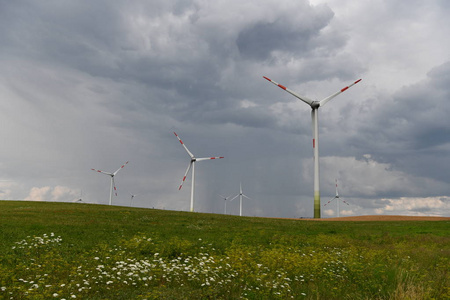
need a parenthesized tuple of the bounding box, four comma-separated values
(1, 0, 449, 218)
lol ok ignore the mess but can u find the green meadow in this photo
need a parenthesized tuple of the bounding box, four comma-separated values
(0, 201, 448, 299)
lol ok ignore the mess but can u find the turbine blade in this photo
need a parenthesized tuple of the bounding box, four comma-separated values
(319, 79, 362, 107)
(112, 177, 118, 196)
(335, 179, 339, 197)
(196, 156, 224, 161)
(242, 194, 251, 200)
(178, 162, 192, 190)
(229, 195, 239, 202)
(342, 200, 350, 205)
(311, 109, 317, 149)
(174, 132, 195, 159)
(323, 197, 337, 206)
(113, 161, 129, 175)
(91, 168, 113, 176)
(263, 76, 314, 106)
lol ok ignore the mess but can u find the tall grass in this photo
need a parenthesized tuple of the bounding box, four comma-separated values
(0, 201, 449, 299)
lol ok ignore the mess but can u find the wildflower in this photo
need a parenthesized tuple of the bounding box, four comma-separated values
(53, 293, 59, 297)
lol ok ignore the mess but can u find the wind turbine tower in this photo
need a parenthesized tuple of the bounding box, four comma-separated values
(263, 76, 361, 218)
(219, 194, 231, 214)
(174, 132, 224, 212)
(230, 182, 251, 216)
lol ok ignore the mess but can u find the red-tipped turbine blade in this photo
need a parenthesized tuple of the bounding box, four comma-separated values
(196, 156, 224, 161)
(324, 197, 337, 206)
(113, 161, 129, 175)
(112, 177, 118, 196)
(263, 76, 314, 105)
(91, 168, 113, 176)
(178, 161, 192, 190)
(319, 78, 362, 107)
(174, 132, 195, 159)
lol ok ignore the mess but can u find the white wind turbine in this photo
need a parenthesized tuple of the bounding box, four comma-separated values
(174, 132, 224, 212)
(91, 161, 129, 206)
(323, 179, 349, 218)
(263, 76, 361, 218)
(218, 194, 232, 214)
(230, 182, 251, 217)
(129, 192, 137, 207)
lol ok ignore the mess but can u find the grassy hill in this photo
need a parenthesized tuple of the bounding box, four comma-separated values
(0, 201, 449, 299)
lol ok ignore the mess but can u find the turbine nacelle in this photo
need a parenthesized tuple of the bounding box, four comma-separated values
(311, 101, 320, 109)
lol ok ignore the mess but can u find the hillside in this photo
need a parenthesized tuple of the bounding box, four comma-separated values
(0, 201, 449, 299)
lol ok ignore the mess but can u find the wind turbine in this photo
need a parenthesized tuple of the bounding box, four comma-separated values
(91, 161, 129, 206)
(263, 76, 361, 218)
(129, 193, 137, 207)
(230, 182, 251, 216)
(174, 132, 224, 212)
(218, 194, 231, 214)
(324, 179, 349, 218)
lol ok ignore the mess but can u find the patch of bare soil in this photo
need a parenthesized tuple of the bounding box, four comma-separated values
(305, 215, 450, 221)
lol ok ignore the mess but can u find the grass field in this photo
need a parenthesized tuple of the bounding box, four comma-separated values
(0, 201, 449, 299)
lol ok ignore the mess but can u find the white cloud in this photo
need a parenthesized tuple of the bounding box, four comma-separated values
(381, 196, 450, 216)
(316, 155, 448, 198)
(24, 186, 79, 202)
(25, 187, 52, 201)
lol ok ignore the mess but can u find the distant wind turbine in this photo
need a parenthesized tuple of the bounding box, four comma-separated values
(219, 194, 231, 214)
(263, 76, 361, 218)
(91, 161, 129, 206)
(323, 179, 349, 218)
(174, 132, 224, 212)
(129, 192, 137, 207)
(230, 182, 251, 216)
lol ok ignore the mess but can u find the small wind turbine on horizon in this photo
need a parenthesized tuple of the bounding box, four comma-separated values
(218, 194, 231, 214)
(263, 76, 361, 218)
(174, 132, 224, 212)
(129, 192, 137, 207)
(91, 161, 129, 206)
(230, 182, 251, 217)
(323, 179, 349, 218)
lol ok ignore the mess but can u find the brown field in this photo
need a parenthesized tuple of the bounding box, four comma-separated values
(308, 215, 450, 221)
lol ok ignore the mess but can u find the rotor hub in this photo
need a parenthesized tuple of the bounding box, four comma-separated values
(311, 101, 320, 109)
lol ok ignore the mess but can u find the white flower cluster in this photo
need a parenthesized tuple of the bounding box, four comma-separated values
(12, 233, 62, 250)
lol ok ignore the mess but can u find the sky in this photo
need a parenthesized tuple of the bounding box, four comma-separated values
(0, 0, 449, 218)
